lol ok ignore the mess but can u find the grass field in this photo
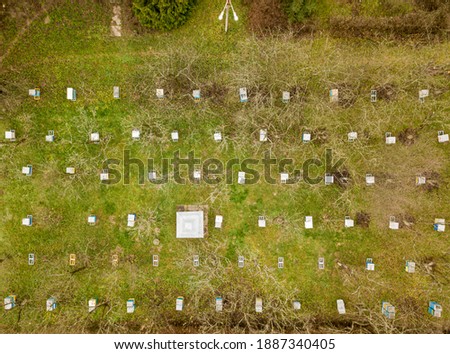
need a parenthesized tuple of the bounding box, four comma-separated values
(1, 0, 449, 333)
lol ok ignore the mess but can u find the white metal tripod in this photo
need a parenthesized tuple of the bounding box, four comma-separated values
(218, 0, 238, 33)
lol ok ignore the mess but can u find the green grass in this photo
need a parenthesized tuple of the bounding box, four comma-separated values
(0, 0, 449, 333)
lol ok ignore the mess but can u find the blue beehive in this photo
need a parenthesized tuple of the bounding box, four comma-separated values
(366, 258, 375, 271)
(428, 301, 442, 318)
(382, 301, 395, 319)
(405, 260, 415, 273)
(127, 298, 135, 313)
(29, 88, 40, 100)
(46, 297, 57, 311)
(4, 295, 16, 310)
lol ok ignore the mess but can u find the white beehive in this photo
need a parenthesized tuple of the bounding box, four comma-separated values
(22, 165, 33, 176)
(90, 132, 100, 143)
(66, 88, 76, 101)
(131, 129, 140, 140)
(45, 130, 55, 142)
(5, 130, 16, 141)
(22, 215, 33, 226)
(385, 132, 396, 145)
(344, 216, 354, 228)
(87, 215, 97, 225)
(153, 255, 159, 267)
(302, 131, 311, 143)
(239, 87, 248, 102)
(438, 131, 449, 143)
(238, 255, 244, 268)
(127, 299, 135, 313)
(255, 297, 263, 313)
(215, 297, 223, 312)
(113, 86, 120, 99)
(193, 255, 200, 267)
(66, 167, 76, 175)
(318, 257, 325, 270)
(238, 171, 245, 184)
(88, 298, 97, 313)
(305, 216, 313, 229)
(325, 173, 334, 185)
(215, 215, 223, 229)
(258, 216, 266, 228)
(337, 299, 346, 314)
(156, 88, 164, 99)
(348, 131, 357, 142)
(366, 174, 375, 186)
(389, 216, 399, 230)
(176, 297, 184, 311)
(214, 131, 222, 142)
(127, 213, 136, 227)
(259, 129, 268, 142)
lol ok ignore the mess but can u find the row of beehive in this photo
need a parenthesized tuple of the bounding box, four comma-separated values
(19, 213, 447, 232)
(26, 87, 435, 104)
(3, 295, 442, 318)
(5, 127, 449, 144)
(20, 253, 427, 277)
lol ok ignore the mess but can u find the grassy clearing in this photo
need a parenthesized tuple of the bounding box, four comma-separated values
(0, 0, 449, 333)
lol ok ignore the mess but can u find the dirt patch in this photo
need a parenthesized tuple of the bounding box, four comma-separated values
(377, 172, 396, 186)
(111, 246, 124, 256)
(399, 213, 416, 228)
(433, 86, 450, 97)
(374, 84, 397, 101)
(336, 260, 353, 274)
(418, 256, 436, 273)
(161, 73, 192, 98)
(362, 129, 371, 139)
(1, 1, 46, 63)
(419, 254, 450, 286)
(244, 84, 272, 105)
(125, 254, 136, 264)
(415, 0, 448, 12)
(312, 127, 328, 145)
(398, 128, 418, 146)
(70, 266, 88, 275)
(333, 169, 351, 188)
(423, 170, 440, 191)
(268, 114, 305, 142)
(272, 215, 286, 225)
(329, 11, 448, 40)
(203, 82, 228, 104)
(356, 211, 370, 228)
(242, 0, 288, 33)
(424, 64, 450, 76)
(334, 83, 358, 108)
(117, 320, 143, 333)
(397, 296, 422, 314)
(120, 0, 146, 35)
(287, 85, 308, 103)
